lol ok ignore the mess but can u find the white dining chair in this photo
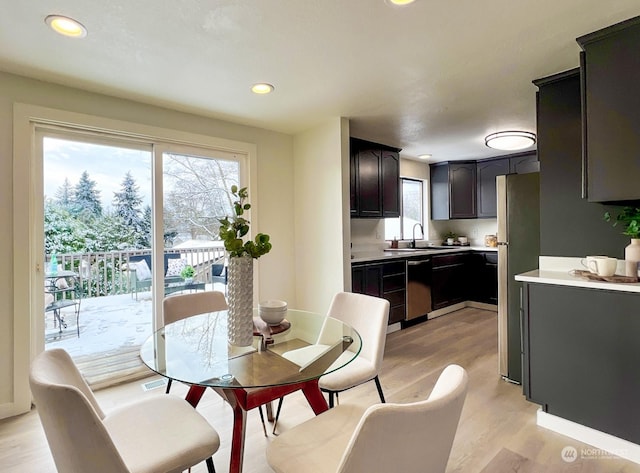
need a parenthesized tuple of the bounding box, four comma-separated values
(29, 348, 220, 473)
(266, 364, 468, 473)
(163, 290, 270, 436)
(163, 290, 228, 394)
(272, 292, 389, 433)
(285, 292, 389, 404)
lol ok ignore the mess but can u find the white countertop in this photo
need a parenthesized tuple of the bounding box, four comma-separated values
(351, 246, 497, 264)
(515, 256, 640, 294)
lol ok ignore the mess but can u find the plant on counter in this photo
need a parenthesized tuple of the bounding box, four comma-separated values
(444, 231, 457, 240)
(218, 185, 272, 259)
(604, 206, 640, 238)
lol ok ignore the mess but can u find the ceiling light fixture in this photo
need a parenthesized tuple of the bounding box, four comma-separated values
(251, 83, 274, 94)
(386, 0, 416, 5)
(418, 154, 432, 160)
(485, 131, 536, 151)
(45, 15, 87, 38)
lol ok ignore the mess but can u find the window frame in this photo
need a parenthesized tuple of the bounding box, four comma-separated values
(385, 177, 425, 241)
(12, 103, 256, 411)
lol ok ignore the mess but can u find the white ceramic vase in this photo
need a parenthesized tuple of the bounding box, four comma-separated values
(624, 238, 640, 277)
(227, 255, 254, 346)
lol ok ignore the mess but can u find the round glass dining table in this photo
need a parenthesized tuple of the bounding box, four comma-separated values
(139, 308, 362, 473)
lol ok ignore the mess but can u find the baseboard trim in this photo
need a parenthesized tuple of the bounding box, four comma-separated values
(386, 322, 402, 334)
(428, 301, 497, 320)
(537, 408, 640, 464)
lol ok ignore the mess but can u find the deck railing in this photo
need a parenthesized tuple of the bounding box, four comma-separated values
(48, 246, 225, 298)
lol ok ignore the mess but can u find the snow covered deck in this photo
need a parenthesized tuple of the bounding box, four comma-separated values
(45, 282, 226, 387)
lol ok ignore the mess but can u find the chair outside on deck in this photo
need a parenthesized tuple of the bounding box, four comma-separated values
(266, 364, 468, 473)
(29, 348, 220, 473)
(211, 259, 227, 294)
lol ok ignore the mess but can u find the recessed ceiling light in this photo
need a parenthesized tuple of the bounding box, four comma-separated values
(251, 83, 274, 94)
(386, 0, 417, 6)
(45, 15, 87, 38)
(418, 154, 432, 160)
(485, 131, 536, 151)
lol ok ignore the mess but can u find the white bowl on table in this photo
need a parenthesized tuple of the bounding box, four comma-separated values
(258, 300, 288, 325)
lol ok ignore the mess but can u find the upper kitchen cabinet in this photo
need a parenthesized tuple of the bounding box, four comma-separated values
(431, 161, 477, 220)
(476, 158, 509, 218)
(577, 16, 640, 202)
(509, 152, 539, 174)
(350, 138, 401, 218)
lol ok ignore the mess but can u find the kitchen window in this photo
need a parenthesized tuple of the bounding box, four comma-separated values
(385, 178, 425, 241)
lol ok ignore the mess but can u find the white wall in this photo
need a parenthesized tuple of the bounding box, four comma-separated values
(400, 157, 429, 180)
(293, 118, 349, 313)
(0, 71, 297, 418)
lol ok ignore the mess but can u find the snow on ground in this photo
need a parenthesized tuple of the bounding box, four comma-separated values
(45, 283, 224, 357)
(45, 292, 154, 357)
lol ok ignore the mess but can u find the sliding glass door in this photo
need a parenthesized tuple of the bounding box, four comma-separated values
(38, 129, 244, 386)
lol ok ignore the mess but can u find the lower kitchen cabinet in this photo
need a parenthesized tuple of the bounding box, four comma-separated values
(351, 260, 406, 324)
(523, 283, 640, 444)
(469, 251, 498, 304)
(431, 253, 469, 310)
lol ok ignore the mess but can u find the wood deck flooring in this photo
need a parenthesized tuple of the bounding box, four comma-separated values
(2, 307, 639, 472)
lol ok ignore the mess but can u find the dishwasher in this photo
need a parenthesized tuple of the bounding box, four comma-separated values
(406, 257, 432, 320)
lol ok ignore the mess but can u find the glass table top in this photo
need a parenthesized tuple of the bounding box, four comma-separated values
(140, 308, 362, 389)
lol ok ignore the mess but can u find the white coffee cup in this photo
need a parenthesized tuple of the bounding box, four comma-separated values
(588, 257, 617, 277)
(580, 255, 608, 274)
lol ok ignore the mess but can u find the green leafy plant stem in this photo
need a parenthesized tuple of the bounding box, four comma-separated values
(218, 186, 272, 258)
(604, 206, 640, 239)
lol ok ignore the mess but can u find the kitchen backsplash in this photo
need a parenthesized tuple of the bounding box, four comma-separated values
(350, 218, 498, 252)
(430, 219, 497, 246)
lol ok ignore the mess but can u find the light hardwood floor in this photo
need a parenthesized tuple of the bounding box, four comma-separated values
(1, 307, 639, 472)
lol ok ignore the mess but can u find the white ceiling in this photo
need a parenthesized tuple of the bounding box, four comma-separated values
(2, 1, 640, 162)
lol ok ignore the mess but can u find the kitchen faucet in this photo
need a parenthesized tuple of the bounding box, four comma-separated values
(411, 223, 424, 248)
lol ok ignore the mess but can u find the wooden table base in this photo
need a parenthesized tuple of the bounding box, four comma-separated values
(185, 379, 329, 473)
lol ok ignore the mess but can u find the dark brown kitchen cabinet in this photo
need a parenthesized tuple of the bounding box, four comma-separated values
(351, 260, 406, 324)
(509, 152, 539, 174)
(350, 138, 401, 218)
(430, 162, 476, 220)
(381, 150, 401, 217)
(469, 251, 498, 304)
(476, 158, 509, 218)
(577, 16, 640, 202)
(431, 253, 468, 310)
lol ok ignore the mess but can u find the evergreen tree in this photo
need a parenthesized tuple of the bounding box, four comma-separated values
(113, 171, 142, 228)
(139, 205, 152, 248)
(72, 170, 102, 219)
(54, 178, 73, 208)
(44, 201, 87, 253)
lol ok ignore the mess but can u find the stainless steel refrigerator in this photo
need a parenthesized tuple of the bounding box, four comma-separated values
(497, 172, 540, 384)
